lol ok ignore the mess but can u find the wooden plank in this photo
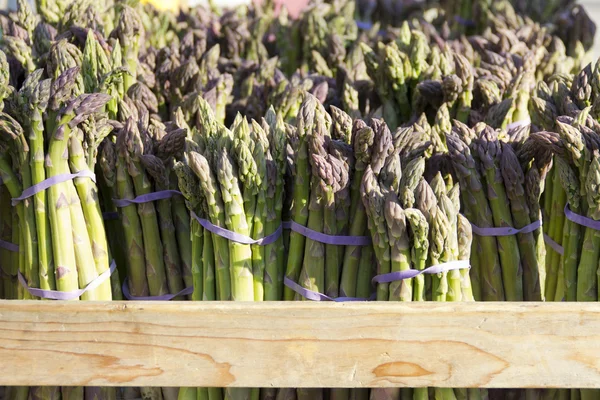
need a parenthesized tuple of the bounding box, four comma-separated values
(1, 301, 600, 388)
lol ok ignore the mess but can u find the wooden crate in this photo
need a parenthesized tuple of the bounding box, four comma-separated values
(0, 301, 598, 388)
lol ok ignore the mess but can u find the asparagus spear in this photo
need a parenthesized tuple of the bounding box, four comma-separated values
(340, 123, 374, 298)
(174, 161, 204, 301)
(141, 154, 185, 298)
(19, 72, 56, 294)
(500, 142, 544, 301)
(473, 124, 523, 301)
(250, 121, 269, 301)
(284, 94, 316, 301)
(447, 132, 505, 301)
(264, 108, 286, 301)
(188, 151, 232, 301)
(121, 117, 169, 297)
(384, 191, 412, 302)
(457, 214, 475, 302)
(216, 131, 254, 302)
(297, 112, 329, 299)
(326, 140, 353, 299)
(578, 153, 600, 302)
(0, 114, 38, 299)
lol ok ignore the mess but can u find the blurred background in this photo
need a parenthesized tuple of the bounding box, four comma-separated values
(1, 0, 598, 55)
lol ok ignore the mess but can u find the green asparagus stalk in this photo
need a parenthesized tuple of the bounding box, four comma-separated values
(340, 123, 374, 298)
(446, 132, 505, 301)
(297, 113, 329, 299)
(578, 153, 600, 302)
(284, 94, 316, 301)
(188, 151, 232, 301)
(250, 121, 269, 301)
(141, 154, 185, 297)
(122, 117, 169, 296)
(264, 108, 286, 301)
(69, 133, 113, 300)
(500, 142, 544, 301)
(0, 114, 38, 299)
(555, 157, 582, 302)
(473, 124, 523, 301)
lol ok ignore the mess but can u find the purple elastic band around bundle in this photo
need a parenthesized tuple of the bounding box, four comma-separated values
(544, 233, 564, 255)
(507, 117, 532, 131)
(103, 211, 119, 221)
(191, 211, 282, 246)
(11, 170, 96, 206)
(372, 260, 470, 284)
(121, 279, 194, 300)
(564, 203, 600, 231)
(454, 15, 475, 27)
(355, 20, 385, 36)
(17, 260, 116, 300)
(283, 277, 376, 302)
(283, 220, 371, 246)
(0, 239, 19, 253)
(356, 20, 374, 30)
(470, 219, 541, 237)
(112, 190, 183, 208)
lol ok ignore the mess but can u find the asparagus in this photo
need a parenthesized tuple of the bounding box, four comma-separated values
(284, 94, 316, 301)
(472, 124, 523, 301)
(500, 142, 544, 301)
(20, 72, 55, 294)
(141, 154, 185, 297)
(188, 151, 232, 301)
(326, 140, 353, 298)
(340, 123, 374, 298)
(174, 161, 204, 301)
(263, 108, 286, 301)
(362, 166, 390, 301)
(0, 114, 38, 299)
(297, 112, 329, 299)
(250, 121, 269, 301)
(216, 130, 254, 302)
(578, 153, 600, 302)
(447, 132, 505, 301)
(457, 214, 475, 301)
(121, 117, 169, 296)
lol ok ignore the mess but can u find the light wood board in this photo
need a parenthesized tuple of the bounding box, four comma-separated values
(1, 301, 599, 388)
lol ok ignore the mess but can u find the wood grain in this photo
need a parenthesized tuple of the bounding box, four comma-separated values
(1, 301, 600, 388)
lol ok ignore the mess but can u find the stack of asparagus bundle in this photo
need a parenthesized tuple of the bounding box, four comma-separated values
(0, 4, 122, 400)
(528, 57, 600, 304)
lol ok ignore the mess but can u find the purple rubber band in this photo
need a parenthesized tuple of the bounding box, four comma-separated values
(191, 211, 282, 246)
(112, 190, 183, 207)
(356, 20, 374, 30)
(507, 117, 532, 131)
(11, 170, 96, 206)
(470, 219, 541, 236)
(454, 15, 475, 27)
(283, 277, 376, 302)
(355, 20, 385, 36)
(544, 234, 564, 255)
(372, 260, 471, 285)
(17, 260, 116, 300)
(564, 203, 600, 230)
(282, 220, 371, 246)
(0, 239, 18, 253)
(103, 211, 119, 220)
(121, 279, 194, 300)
